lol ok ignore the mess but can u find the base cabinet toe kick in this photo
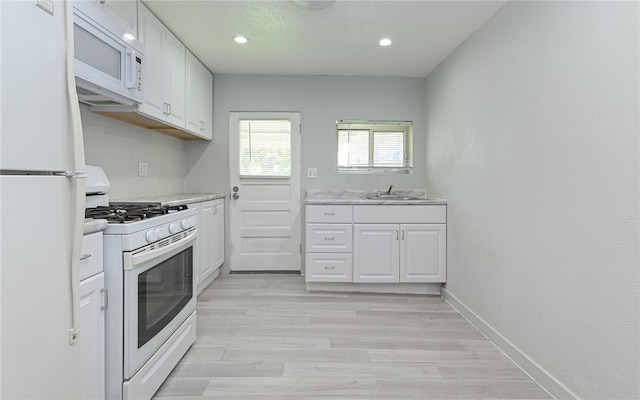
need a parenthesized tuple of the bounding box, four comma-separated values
(304, 204, 446, 295)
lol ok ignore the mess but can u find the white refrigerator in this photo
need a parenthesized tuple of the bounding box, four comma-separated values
(1, 1, 86, 398)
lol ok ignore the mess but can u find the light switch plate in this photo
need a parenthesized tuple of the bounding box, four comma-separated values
(138, 162, 148, 177)
(307, 168, 318, 179)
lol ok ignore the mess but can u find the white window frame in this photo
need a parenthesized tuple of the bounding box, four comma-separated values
(337, 120, 413, 174)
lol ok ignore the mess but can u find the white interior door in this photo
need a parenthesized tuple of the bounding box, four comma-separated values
(229, 112, 301, 271)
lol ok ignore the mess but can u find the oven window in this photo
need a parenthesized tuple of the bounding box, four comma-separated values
(137, 247, 193, 348)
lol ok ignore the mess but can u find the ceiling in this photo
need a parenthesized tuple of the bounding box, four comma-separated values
(142, 0, 505, 78)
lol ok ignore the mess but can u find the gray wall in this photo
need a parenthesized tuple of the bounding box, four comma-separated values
(424, 2, 639, 399)
(81, 105, 187, 199)
(184, 75, 427, 194)
(184, 75, 428, 272)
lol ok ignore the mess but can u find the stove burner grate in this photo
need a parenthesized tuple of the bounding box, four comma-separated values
(85, 203, 188, 223)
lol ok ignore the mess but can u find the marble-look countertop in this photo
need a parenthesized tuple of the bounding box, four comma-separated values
(111, 193, 225, 207)
(83, 218, 108, 235)
(305, 190, 447, 205)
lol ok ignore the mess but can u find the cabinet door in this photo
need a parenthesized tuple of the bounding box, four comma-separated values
(213, 199, 225, 268)
(137, 4, 165, 120)
(400, 224, 446, 283)
(200, 201, 216, 281)
(353, 224, 399, 283)
(165, 30, 186, 127)
(185, 50, 202, 135)
(187, 203, 202, 286)
(201, 67, 213, 140)
(80, 273, 105, 400)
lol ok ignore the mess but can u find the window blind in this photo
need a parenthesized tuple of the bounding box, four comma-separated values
(337, 120, 412, 173)
(239, 120, 291, 177)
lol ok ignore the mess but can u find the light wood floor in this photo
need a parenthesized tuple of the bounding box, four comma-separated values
(153, 274, 551, 399)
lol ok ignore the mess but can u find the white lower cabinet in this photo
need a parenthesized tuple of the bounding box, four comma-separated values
(353, 224, 399, 283)
(400, 224, 447, 282)
(306, 204, 447, 286)
(213, 199, 225, 268)
(305, 206, 353, 283)
(80, 273, 105, 400)
(200, 200, 216, 282)
(79, 231, 106, 400)
(189, 198, 225, 294)
(353, 223, 446, 283)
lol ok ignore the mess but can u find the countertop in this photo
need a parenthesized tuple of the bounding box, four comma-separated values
(304, 190, 447, 205)
(83, 218, 108, 235)
(111, 193, 226, 207)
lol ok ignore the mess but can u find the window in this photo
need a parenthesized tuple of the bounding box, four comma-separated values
(239, 120, 291, 177)
(337, 120, 412, 173)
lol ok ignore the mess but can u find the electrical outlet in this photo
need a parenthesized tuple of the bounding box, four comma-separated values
(138, 162, 148, 177)
(307, 168, 318, 179)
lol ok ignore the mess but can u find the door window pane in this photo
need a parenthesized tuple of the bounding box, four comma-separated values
(240, 120, 291, 177)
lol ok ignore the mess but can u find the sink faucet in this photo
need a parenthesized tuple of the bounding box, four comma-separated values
(387, 185, 394, 195)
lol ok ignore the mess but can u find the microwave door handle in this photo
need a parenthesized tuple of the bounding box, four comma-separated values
(125, 48, 135, 89)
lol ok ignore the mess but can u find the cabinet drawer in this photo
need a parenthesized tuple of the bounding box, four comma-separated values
(306, 224, 352, 253)
(354, 205, 446, 224)
(80, 231, 103, 281)
(305, 253, 353, 282)
(306, 205, 352, 223)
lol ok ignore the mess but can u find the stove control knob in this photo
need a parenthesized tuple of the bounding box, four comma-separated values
(181, 219, 190, 229)
(169, 223, 181, 234)
(156, 227, 168, 239)
(145, 230, 158, 243)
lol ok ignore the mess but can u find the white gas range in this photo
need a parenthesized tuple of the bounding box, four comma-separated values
(85, 167, 197, 400)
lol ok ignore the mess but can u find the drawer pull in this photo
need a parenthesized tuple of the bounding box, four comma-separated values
(324, 237, 335, 241)
(324, 212, 335, 216)
(324, 266, 335, 270)
(80, 253, 92, 261)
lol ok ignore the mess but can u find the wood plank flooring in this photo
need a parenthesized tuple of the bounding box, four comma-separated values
(153, 274, 551, 400)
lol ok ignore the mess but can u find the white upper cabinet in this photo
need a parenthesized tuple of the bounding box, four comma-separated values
(186, 51, 213, 140)
(74, 0, 139, 51)
(137, 3, 185, 127)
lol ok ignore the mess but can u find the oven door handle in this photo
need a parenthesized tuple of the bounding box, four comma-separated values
(124, 229, 197, 271)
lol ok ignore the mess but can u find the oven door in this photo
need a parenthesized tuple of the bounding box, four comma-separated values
(123, 229, 197, 378)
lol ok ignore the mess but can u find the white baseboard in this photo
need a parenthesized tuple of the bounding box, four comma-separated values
(441, 288, 579, 400)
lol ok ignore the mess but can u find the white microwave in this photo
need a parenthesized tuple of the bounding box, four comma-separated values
(74, 11, 143, 106)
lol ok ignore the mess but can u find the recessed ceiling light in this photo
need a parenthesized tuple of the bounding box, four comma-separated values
(379, 38, 392, 47)
(123, 33, 135, 41)
(234, 35, 249, 44)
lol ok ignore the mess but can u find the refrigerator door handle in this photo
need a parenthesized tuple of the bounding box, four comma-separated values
(54, 170, 87, 178)
(65, 0, 87, 345)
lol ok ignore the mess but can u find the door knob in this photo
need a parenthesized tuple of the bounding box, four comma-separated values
(232, 193, 239, 200)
